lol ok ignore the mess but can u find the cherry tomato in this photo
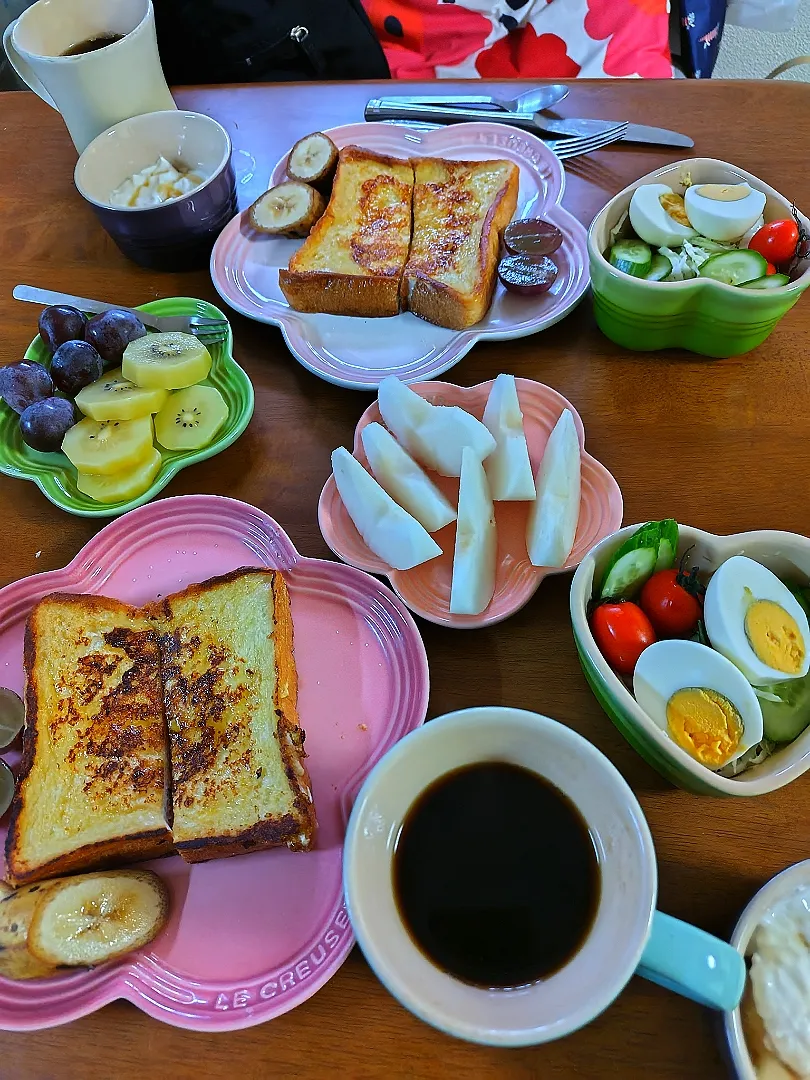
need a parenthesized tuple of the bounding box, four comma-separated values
(639, 569, 703, 638)
(766, 262, 777, 276)
(748, 219, 800, 266)
(590, 602, 656, 675)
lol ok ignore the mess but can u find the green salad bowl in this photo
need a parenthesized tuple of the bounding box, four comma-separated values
(0, 297, 253, 518)
(570, 523, 810, 797)
(589, 158, 810, 358)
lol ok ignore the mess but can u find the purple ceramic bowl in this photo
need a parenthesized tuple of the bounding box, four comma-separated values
(74, 110, 237, 271)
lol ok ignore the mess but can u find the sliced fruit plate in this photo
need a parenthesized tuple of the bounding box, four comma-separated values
(0, 298, 253, 518)
(318, 377, 623, 628)
(0, 496, 429, 1030)
(210, 121, 590, 390)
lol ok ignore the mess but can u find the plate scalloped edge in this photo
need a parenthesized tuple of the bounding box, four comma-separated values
(209, 122, 590, 390)
(317, 379, 624, 629)
(0, 494, 429, 1032)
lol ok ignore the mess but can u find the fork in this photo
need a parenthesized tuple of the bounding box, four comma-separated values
(539, 124, 629, 161)
(12, 285, 229, 344)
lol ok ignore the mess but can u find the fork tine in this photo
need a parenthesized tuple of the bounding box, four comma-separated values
(552, 123, 628, 160)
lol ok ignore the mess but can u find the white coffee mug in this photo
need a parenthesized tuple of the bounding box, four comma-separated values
(3, 0, 175, 153)
(344, 707, 745, 1046)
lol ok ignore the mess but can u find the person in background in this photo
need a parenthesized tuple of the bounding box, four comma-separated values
(361, 0, 674, 79)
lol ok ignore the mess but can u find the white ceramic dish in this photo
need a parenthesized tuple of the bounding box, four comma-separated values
(724, 860, 810, 1078)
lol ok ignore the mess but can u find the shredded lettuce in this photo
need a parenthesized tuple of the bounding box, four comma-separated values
(658, 246, 697, 281)
(608, 210, 629, 248)
(717, 739, 775, 778)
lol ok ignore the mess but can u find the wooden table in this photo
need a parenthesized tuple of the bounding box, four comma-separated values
(1, 78, 809, 1079)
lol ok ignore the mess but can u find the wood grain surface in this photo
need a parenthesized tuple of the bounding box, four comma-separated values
(1, 78, 809, 1079)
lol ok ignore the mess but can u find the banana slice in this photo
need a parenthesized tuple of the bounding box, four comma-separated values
(122, 332, 212, 390)
(248, 181, 325, 237)
(0, 687, 24, 749)
(0, 879, 63, 980)
(27, 869, 169, 968)
(286, 131, 338, 188)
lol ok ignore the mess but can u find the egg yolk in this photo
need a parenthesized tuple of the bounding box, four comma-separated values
(666, 687, 743, 767)
(659, 192, 691, 227)
(745, 599, 805, 675)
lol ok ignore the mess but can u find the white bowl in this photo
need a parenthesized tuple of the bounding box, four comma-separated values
(724, 860, 810, 1078)
(343, 706, 657, 1047)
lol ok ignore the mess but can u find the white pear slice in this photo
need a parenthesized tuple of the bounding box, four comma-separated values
(482, 374, 536, 502)
(361, 423, 456, 534)
(331, 447, 442, 571)
(377, 376, 495, 477)
(450, 446, 498, 616)
(526, 409, 581, 568)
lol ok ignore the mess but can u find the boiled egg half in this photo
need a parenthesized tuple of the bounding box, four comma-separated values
(683, 183, 766, 243)
(628, 184, 696, 248)
(704, 556, 810, 686)
(634, 638, 763, 769)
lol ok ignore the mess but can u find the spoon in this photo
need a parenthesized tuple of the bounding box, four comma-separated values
(386, 84, 570, 115)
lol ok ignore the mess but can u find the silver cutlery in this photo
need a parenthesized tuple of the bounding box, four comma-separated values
(13, 286, 229, 344)
(545, 125, 629, 161)
(387, 85, 569, 114)
(366, 99, 693, 149)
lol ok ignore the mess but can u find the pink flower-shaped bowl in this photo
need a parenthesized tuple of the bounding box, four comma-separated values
(318, 379, 624, 628)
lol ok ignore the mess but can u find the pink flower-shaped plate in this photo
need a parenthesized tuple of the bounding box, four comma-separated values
(318, 379, 624, 628)
(210, 122, 589, 390)
(0, 495, 429, 1031)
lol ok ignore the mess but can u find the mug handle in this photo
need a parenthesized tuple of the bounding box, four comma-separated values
(2, 21, 58, 109)
(637, 911, 745, 1011)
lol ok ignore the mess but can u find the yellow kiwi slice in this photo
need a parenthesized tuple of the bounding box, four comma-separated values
(154, 385, 228, 451)
(62, 415, 154, 475)
(122, 332, 212, 390)
(77, 447, 162, 503)
(75, 368, 168, 422)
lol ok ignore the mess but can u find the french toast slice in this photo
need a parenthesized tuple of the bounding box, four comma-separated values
(278, 145, 414, 318)
(5, 594, 172, 887)
(148, 568, 315, 862)
(403, 157, 520, 330)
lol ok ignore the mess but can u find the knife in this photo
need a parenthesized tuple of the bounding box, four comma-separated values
(365, 100, 693, 149)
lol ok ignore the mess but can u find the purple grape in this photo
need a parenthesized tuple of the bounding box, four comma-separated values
(19, 397, 75, 453)
(0, 361, 54, 414)
(38, 306, 87, 353)
(51, 340, 103, 397)
(85, 309, 147, 365)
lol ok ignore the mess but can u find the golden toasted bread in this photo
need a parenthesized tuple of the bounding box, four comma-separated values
(5, 594, 172, 887)
(403, 157, 520, 330)
(279, 145, 414, 318)
(148, 568, 315, 862)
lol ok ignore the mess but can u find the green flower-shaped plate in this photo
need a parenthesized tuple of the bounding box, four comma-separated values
(0, 297, 254, 518)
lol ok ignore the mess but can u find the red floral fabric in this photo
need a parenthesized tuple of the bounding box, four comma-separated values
(362, 0, 672, 80)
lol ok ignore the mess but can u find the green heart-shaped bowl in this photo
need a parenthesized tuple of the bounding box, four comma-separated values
(0, 297, 253, 518)
(589, 158, 810, 358)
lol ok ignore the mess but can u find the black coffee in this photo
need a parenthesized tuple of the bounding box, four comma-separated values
(61, 33, 124, 56)
(393, 761, 601, 989)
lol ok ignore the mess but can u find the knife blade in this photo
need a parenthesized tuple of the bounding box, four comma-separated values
(539, 116, 693, 149)
(365, 100, 693, 149)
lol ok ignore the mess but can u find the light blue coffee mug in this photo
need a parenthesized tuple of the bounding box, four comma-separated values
(344, 707, 745, 1046)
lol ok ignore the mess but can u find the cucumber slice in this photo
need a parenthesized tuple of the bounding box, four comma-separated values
(740, 274, 791, 291)
(654, 519, 679, 571)
(609, 239, 652, 278)
(698, 249, 768, 286)
(646, 254, 671, 282)
(758, 683, 810, 744)
(601, 547, 657, 600)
